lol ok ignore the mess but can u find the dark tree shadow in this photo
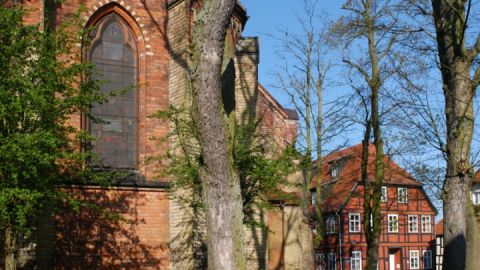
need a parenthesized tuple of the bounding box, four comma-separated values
(53, 188, 169, 270)
(443, 234, 466, 270)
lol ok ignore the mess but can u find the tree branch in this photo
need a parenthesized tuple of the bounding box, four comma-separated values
(343, 59, 372, 85)
(467, 34, 480, 62)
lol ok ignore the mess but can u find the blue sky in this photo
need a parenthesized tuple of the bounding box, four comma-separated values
(240, 0, 359, 152)
(241, 0, 344, 106)
(239, 1, 447, 216)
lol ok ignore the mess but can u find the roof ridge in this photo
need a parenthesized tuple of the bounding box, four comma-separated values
(257, 83, 298, 120)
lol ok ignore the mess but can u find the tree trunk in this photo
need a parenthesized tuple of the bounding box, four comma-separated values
(366, 236, 380, 270)
(191, 1, 245, 269)
(441, 58, 474, 270)
(466, 199, 480, 270)
(4, 227, 17, 270)
(443, 174, 470, 270)
(442, 62, 476, 270)
(367, 79, 384, 270)
(431, 1, 476, 269)
(314, 72, 323, 244)
(364, 0, 384, 269)
(304, 34, 315, 270)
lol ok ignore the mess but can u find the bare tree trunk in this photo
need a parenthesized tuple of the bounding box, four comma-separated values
(466, 199, 480, 270)
(4, 227, 17, 270)
(431, 1, 477, 269)
(303, 29, 315, 270)
(272, 2, 338, 268)
(363, 1, 385, 269)
(439, 57, 474, 270)
(191, 1, 245, 269)
(314, 78, 323, 246)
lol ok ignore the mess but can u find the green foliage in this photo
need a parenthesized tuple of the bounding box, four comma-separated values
(0, 6, 103, 234)
(149, 106, 202, 206)
(233, 123, 298, 221)
(151, 106, 298, 225)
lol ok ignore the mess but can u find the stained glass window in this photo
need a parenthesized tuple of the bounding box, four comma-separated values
(90, 16, 137, 169)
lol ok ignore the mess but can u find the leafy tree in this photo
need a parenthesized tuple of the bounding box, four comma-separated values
(0, 6, 103, 270)
(151, 106, 297, 267)
(233, 123, 297, 222)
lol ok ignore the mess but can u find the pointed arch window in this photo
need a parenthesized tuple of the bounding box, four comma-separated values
(89, 14, 138, 169)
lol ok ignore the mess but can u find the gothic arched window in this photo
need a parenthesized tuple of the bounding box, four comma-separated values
(89, 14, 137, 169)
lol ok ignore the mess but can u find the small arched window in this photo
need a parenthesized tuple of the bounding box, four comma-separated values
(89, 14, 137, 169)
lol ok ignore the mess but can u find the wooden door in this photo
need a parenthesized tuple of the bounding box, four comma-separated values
(389, 249, 402, 270)
(267, 208, 284, 270)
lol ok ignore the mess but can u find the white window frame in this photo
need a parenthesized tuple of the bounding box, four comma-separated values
(398, 187, 408, 203)
(331, 165, 339, 178)
(327, 253, 336, 270)
(325, 216, 336, 234)
(381, 186, 387, 202)
(351, 251, 362, 270)
(349, 213, 361, 233)
(410, 250, 420, 269)
(387, 214, 399, 233)
(316, 253, 325, 270)
(472, 190, 480, 205)
(423, 250, 432, 269)
(421, 215, 432, 233)
(408, 215, 418, 233)
(311, 190, 317, 206)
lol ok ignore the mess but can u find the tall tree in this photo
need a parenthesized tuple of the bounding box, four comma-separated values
(430, 0, 480, 269)
(333, 0, 403, 268)
(0, 5, 102, 270)
(190, 0, 246, 269)
(272, 2, 351, 263)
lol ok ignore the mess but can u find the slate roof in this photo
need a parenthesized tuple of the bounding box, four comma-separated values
(311, 143, 422, 212)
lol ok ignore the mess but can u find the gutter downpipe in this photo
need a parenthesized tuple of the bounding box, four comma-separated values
(336, 210, 343, 270)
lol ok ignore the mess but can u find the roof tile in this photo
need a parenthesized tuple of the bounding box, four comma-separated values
(312, 143, 422, 212)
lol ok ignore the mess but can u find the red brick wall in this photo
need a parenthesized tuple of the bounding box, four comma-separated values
(257, 88, 298, 150)
(42, 0, 170, 180)
(21, 1, 172, 269)
(21, 0, 44, 26)
(20, 1, 300, 269)
(55, 186, 169, 269)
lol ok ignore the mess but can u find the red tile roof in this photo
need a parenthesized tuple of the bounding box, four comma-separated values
(436, 219, 444, 236)
(312, 143, 422, 212)
(474, 170, 480, 183)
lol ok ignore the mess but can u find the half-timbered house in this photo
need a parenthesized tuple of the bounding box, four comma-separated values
(313, 144, 437, 270)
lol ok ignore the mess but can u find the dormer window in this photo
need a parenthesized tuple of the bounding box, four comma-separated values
(331, 164, 339, 178)
(381, 186, 387, 202)
(398, 187, 408, 203)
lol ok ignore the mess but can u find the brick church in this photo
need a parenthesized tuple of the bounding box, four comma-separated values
(3, 0, 312, 269)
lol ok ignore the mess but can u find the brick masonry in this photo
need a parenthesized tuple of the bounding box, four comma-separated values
(14, 1, 308, 269)
(54, 186, 170, 269)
